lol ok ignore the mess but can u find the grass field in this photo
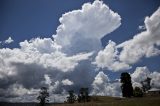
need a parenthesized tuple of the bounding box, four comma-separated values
(53, 96, 160, 106)
(0, 96, 160, 106)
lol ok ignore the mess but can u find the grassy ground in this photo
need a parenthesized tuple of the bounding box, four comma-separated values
(52, 96, 160, 106)
(0, 96, 159, 106)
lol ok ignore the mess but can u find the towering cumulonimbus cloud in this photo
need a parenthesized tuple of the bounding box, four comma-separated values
(0, 0, 122, 102)
(54, 0, 121, 55)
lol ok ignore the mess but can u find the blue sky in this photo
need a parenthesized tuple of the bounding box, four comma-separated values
(0, 0, 160, 102)
(1, 0, 159, 47)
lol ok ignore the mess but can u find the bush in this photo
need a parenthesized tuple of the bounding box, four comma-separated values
(133, 87, 143, 97)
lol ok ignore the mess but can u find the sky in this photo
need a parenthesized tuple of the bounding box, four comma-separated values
(0, 0, 160, 103)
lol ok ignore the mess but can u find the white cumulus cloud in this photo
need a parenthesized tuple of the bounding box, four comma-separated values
(150, 71, 160, 88)
(62, 79, 74, 86)
(5, 37, 14, 44)
(131, 66, 160, 89)
(94, 40, 131, 71)
(118, 7, 160, 64)
(94, 7, 160, 72)
(91, 71, 121, 96)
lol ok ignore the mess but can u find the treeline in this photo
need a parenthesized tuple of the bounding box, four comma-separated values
(36, 72, 151, 106)
(121, 72, 151, 98)
(65, 87, 90, 104)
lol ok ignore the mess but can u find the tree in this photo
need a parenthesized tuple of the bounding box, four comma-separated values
(37, 87, 49, 106)
(133, 87, 143, 97)
(66, 90, 76, 103)
(78, 88, 90, 102)
(120, 72, 133, 97)
(141, 77, 151, 92)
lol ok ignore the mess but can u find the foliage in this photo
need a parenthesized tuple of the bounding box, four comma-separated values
(78, 88, 90, 103)
(141, 77, 151, 92)
(66, 90, 76, 104)
(37, 87, 49, 106)
(133, 87, 143, 97)
(120, 72, 133, 97)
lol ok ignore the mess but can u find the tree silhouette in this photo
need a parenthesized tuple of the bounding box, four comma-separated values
(66, 90, 76, 103)
(37, 87, 49, 106)
(133, 87, 143, 97)
(141, 77, 151, 92)
(78, 88, 90, 102)
(120, 72, 133, 97)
